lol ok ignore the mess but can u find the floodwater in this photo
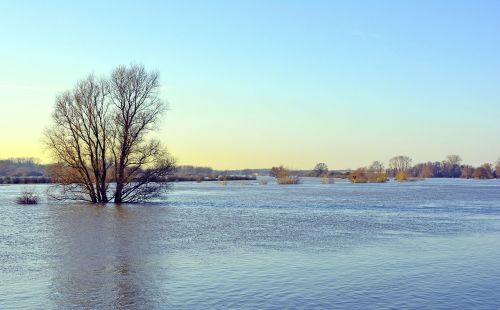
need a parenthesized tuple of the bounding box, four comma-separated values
(1, 178, 500, 309)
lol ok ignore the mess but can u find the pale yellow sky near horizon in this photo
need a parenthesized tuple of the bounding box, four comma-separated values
(0, 80, 498, 170)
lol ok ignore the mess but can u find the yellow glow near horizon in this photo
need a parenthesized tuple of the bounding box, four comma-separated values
(1, 83, 499, 170)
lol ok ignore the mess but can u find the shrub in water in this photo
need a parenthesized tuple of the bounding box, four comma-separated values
(349, 169, 368, 183)
(275, 167, 300, 185)
(349, 168, 388, 183)
(395, 171, 409, 182)
(277, 176, 300, 184)
(16, 191, 39, 205)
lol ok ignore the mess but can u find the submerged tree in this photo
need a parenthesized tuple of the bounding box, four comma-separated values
(419, 164, 433, 178)
(45, 76, 111, 202)
(389, 155, 412, 172)
(269, 166, 286, 178)
(369, 161, 384, 174)
(443, 154, 462, 178)
(460, 165, 474, 179)
(45, 64, 175, 203)
(445, 154, 462, 166)
(474, 163, 494, 179)
(312, 162, 328, 177)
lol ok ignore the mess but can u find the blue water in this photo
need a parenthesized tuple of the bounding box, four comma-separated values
(1, 178, 500, 309)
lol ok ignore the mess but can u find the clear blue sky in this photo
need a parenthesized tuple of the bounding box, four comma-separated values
(0, 0, 499, 169)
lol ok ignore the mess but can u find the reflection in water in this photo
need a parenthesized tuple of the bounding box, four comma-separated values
(48, 205, 164, 309)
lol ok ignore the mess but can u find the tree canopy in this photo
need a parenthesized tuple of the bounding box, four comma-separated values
(45, 64, 175, 203)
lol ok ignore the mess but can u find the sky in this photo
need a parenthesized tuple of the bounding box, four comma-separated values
(0, 0, 499, 169)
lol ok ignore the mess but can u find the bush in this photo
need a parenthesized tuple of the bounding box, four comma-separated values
(16, 191, 39, 205)
(275, 167, 300, 184)
(349, 168, 388, 183)
(368, 172, 388, 183)
(395, 171, 409, 182)
(349, 168, 368, 183)
(277, 175, 300, 184)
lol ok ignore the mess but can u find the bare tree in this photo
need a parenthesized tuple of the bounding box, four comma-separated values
(270, 166, 286, 178)
(441, 154, 462, 178)
(388, 155, 412, 172)
(45, 75, 111, 202)
(108, 64, 175, 203)
(312, 163, 328, 177)
(460, 165, 474, 179)
(45, 65, 175, 203)
(474, 163, 494, 179)
(369, 161, 384, 174)
(419, 164, 433, 178)
(445, 155, 462, 166)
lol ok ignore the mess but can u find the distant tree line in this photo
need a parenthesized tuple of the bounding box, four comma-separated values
(268, 155, 500, 184)
(0, 161, 260, 184)
(0, 158, 49, 184)
(0, 176, 52, 184)
(2, 155, 499, 186)
(0, 158, 45, 177)
(174, 165, 267, 177)
(350, 155, 500, 182)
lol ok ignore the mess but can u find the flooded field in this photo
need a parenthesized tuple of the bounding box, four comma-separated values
(1, 178, 500, 309)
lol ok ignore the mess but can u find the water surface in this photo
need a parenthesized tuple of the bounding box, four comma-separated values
(1, 178, 500, 309)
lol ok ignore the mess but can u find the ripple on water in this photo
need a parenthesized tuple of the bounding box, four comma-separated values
(1, 179, 500, 309)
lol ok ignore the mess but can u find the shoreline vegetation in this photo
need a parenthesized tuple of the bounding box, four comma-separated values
(1, 155, 499, 186)
(0, 174, 257, 185)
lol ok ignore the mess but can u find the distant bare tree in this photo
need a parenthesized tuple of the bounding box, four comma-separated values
(474, 163, 493, 179)
(45, 65, 175, 203)
(445, 155, 462, 166)
(460, 165, 474, 179)
(369, 161, 384, 174)
(389, 155, 412, 172)
(312, 163, 328, 177)
(444, 154, 462, 178)
(270, 166, 285, 178)
(419, 164, 433, 178)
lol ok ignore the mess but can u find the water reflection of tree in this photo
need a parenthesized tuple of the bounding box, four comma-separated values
(48, 204, 167, 308)
(111, 205, 143, 309)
